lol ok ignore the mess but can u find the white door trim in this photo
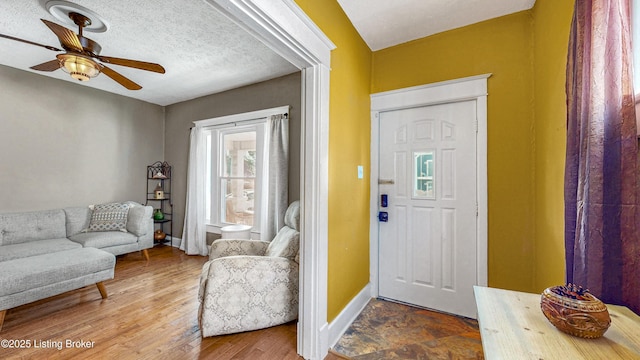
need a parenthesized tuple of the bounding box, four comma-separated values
(205, 1, 335, 359)
(369, 74, 490, 299)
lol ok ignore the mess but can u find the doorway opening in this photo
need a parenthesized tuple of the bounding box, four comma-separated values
(204, 1, 336, 359)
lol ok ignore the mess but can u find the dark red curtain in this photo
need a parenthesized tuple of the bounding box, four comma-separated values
(565, 0, 640, 314)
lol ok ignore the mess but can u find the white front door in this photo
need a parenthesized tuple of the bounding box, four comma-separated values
(377, 100, 478, 318)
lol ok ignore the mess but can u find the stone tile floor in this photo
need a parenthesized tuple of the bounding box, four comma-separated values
(332, 298, 484, 359)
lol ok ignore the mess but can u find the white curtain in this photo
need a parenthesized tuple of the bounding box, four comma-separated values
(181, 126, 208, 256)
(263, 114, 289, 240)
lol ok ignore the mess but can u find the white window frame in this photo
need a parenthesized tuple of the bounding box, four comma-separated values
(194, 105, 289, 239)
(207, 124, 266, 234)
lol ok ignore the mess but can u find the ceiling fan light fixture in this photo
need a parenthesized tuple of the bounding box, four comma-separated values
(46, 1, 109, 33)
(57, 53, 100, 81)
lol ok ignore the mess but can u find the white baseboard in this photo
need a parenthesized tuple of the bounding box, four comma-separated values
(327, 283, 373, 348)
(169, 236, 182, 248)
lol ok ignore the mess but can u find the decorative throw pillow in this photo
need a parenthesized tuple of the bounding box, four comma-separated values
(87, 202, 130, 232)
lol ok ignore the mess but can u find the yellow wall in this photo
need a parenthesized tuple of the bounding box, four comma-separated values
(532, 0, 575, 290)
(293, 0, 373, 321)
(294, 0, 575, 322)
(372, 12, 538, 292)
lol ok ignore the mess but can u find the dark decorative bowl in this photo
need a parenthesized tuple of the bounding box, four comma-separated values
(540, 284, 611, 339)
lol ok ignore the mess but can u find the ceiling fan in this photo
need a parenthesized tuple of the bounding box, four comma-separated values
(0, 11, 165, 90)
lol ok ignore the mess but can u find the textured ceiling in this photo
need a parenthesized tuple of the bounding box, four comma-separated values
(0, 0, 299, 106)
(0, 1, 539, 106)
(337, 0, 537, 51)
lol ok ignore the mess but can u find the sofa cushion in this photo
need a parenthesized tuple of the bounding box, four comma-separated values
(125, 204, 152, 237)
(69, 231, 138, 248)
(65, 204, 151, 237)
(0, 209, 66, 245)
(87, 203, 130, 232)
(0, 248, 115, 297)
(64, 206, 92, 237)
(0, 238, 82, 262)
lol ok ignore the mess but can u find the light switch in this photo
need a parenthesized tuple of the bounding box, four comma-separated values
(357, 165, 364, 179)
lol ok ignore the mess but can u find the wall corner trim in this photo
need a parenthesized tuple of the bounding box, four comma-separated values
(204, 1, 334, 358)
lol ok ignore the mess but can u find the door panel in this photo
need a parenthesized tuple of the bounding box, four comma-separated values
(378, 100, 478, 318)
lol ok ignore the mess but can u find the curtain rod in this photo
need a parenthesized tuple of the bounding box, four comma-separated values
(189, 112, 288, 131)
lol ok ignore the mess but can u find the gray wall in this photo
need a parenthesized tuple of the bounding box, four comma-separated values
(0, 65, 300, 239)
(164, 72, 302, 238)
(0, 65, 165, 212)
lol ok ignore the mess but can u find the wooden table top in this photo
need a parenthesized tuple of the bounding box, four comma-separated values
(474, 286, 640, 359)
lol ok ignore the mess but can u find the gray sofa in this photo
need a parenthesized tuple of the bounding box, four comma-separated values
(0, 201, 153, 331)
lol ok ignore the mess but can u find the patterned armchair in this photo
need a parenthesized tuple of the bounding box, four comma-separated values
(198, 201, 300, 337)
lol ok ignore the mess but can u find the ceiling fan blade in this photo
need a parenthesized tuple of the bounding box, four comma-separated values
(96, 55, 165, 74)
(30, 59, 61, 72)
(100, 65, 142, 90)
(41, 19, 83, 52)
(0, 33, 62, 52)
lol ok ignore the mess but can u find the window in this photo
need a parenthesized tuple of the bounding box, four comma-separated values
(205, 124, 266, 230)
(194, 105, 289, 237)
(221, 130, 256, 225)
(414, 151, 435, 199)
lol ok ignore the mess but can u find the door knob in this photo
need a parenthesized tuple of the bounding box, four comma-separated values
(378, 211, 388, 222)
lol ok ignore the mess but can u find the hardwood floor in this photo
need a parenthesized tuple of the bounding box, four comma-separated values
(1, 246, 481, 360)
(1, 246, 302, 360)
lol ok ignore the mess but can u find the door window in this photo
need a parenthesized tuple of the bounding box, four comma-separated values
(413, 151, 435, 199)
